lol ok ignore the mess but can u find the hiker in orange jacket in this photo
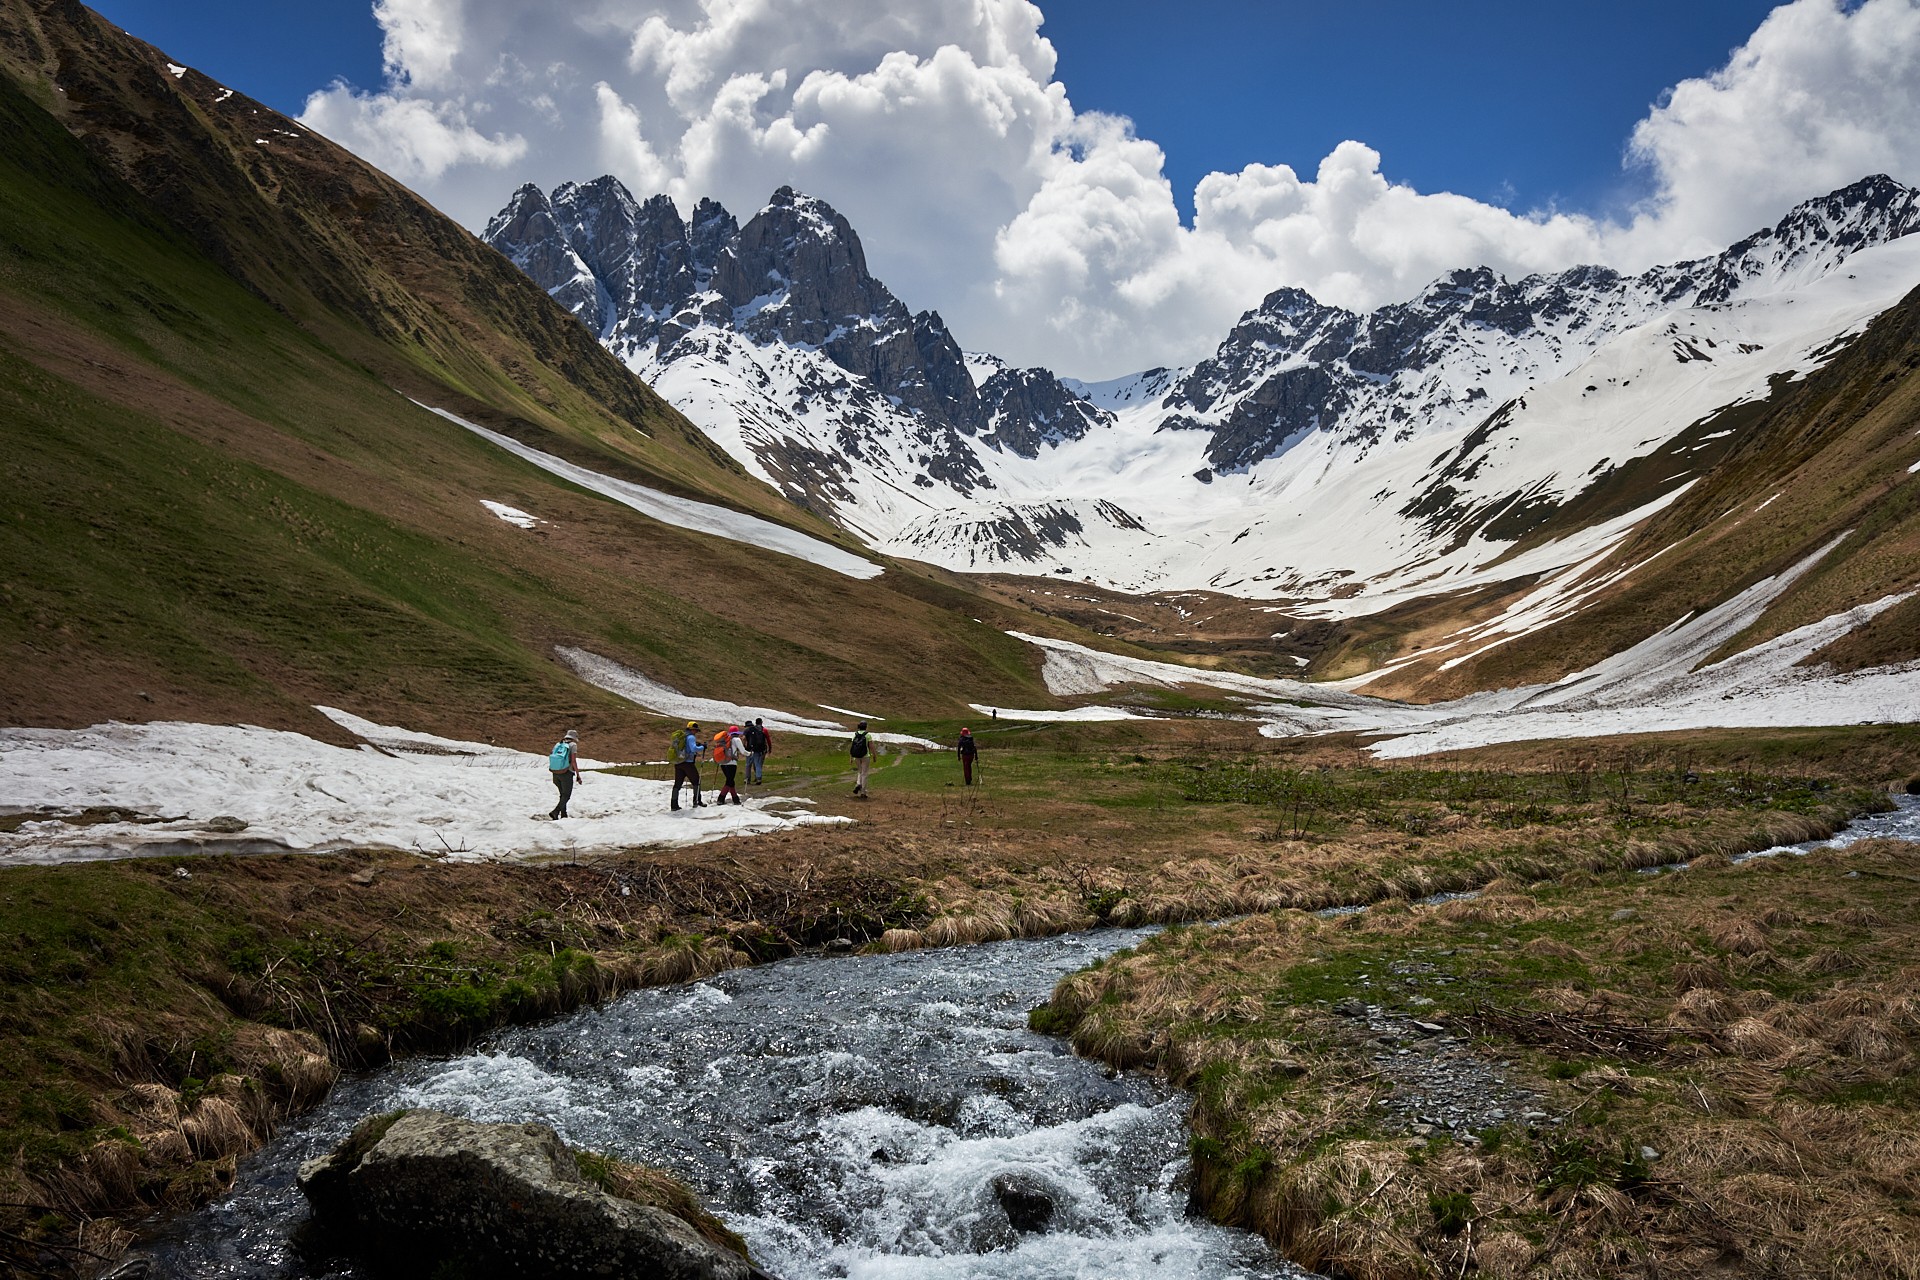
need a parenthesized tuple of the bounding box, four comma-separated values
(713, 725, 744, 805)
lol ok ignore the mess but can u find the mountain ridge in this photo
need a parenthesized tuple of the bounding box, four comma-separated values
(486, 174, 1920, 607)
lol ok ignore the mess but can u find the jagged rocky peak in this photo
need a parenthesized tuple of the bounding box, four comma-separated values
(715, 185, 908, 347)
(482, 183, 610, 333)
(979, 364, 1113, 458)
(688, 197, 738, 284)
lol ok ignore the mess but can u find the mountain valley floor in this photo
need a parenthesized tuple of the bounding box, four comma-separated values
(2, 719, 1917, 1278)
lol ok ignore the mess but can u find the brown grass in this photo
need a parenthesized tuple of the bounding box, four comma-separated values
(1031, 836, 1920, 1279)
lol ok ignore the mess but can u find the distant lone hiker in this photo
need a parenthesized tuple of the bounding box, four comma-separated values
(744, 716, 772, 784)
(714, 725, 743, 805)
(671, 720, 704, 811)
(547, 729, 581, 819)
(957, 727, 978, 785)
(850, 721, 871, 799)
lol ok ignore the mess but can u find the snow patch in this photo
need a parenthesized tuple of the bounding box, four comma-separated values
(817, 704, 881, 721)
(1001, 546, 1920, 756)
(421, 403, 883, 581)
(481, 500, 542, 529)
(966, 704, 1146, 723)
(165, 62, 185, 78)
(0, 716, 844, 866)
(558, 648, 938, 748)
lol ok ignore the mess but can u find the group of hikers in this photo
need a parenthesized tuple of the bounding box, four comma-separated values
(665, 717, 777, 810)
(544, 719, 984, 818)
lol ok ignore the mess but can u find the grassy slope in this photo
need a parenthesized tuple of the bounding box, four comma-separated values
(0, 15, 1062, 740)
(0, 0, 788, 518)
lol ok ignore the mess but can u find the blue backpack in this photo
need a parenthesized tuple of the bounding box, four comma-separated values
(547, 742, 572, 770)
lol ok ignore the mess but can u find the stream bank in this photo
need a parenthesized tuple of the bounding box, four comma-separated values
(144, 927, 1309, 1279)
(0, 772, 1896, 1272)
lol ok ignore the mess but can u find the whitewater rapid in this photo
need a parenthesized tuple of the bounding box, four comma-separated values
(146, 928, 1307, 1279)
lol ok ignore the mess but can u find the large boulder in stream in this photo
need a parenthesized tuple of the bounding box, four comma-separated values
(298, 1109, 771, 1279)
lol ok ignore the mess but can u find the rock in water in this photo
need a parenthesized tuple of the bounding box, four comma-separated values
(991, 1172, 1056, 1233)
(298, 1110, 761, 1279)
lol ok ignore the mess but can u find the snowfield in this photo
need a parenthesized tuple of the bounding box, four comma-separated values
(421, 403, 883, 581)
(0, 710, 845, 866)
(557, 648, 941, 748)
(1004, 542, 1920, 757)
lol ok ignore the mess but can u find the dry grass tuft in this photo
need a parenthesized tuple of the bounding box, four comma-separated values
(923, 912, 1016, 946)
(1800, 947, 1864, 977)
(1670, 960, 1727, 992)
(1670, 988, 1735, 1029)
(180, 1093, 256, 1160)
(1474, 1232, 1536, 1279)
(1536, 986, 1598, 1013)
(1012, 894, 1090, 935)
(248, 1026, 338, 1107)
(877, 928, 925, 953)
(1723, 1017, 1795, 1061)
(1708, 916, 1771, 956)
(1833, 905, 1886, 926)
(638, 935, 747, 985)
(1523, 936, 1587, 962)
(1827, 1016, 1907, 1062)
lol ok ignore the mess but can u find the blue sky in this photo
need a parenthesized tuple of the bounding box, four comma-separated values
(1041, 1, 1783, 220)
(98, 0, 1776, 225)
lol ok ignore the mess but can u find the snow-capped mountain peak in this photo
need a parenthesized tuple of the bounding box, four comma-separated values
(486, 175, 1920, 607)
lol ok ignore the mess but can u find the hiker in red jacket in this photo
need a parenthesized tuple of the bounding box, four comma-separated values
(957, 727, 978, 785)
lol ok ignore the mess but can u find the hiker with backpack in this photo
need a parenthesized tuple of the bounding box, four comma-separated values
(547, 729, 581, 820)
(743, 717, 773, 784)
(671, 720, 705, 811)
(713, 725, 744, 805)
(849, 721, 872, 799)
(956, 727, 978, 785)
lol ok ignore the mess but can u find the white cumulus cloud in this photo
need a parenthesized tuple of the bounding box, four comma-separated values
(299, 0, 1920, 377)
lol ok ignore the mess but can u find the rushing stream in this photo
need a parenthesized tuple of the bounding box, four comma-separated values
(144, 796, 1920, 1278)
(146, 926, 1307, 1279)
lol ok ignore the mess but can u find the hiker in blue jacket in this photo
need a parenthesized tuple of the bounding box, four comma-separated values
(548, 729, 581, 819)
(671, 720, 705, 811)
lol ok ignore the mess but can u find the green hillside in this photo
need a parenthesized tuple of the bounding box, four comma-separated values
(0, 4, 1054, 744)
